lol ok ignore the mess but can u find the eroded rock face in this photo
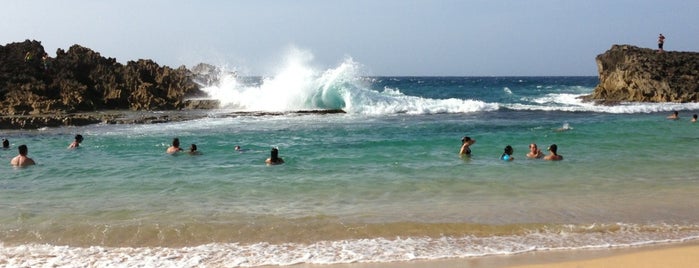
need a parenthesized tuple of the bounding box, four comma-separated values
(586, 45, 699, 103)
(0, 40, 205, 115)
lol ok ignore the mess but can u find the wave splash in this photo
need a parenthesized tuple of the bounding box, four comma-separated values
(199, 49, 497, 115)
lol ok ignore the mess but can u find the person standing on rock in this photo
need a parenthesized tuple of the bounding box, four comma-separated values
(658, 34, 665, 53)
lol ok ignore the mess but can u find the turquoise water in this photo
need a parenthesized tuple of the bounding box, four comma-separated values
(2, 74, 699, 266)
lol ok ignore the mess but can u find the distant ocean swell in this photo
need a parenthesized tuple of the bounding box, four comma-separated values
(2, 223, 699, 266)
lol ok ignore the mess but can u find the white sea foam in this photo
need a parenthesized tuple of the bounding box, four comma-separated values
(2, 225, 698, 267)
(198, 49, 499, 115)
(510, 93, 699, 113)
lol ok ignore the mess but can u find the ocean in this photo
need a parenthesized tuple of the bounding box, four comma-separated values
(2, 58, 699, 266)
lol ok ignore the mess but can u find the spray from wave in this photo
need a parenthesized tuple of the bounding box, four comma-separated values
(198, 48, 498, 115)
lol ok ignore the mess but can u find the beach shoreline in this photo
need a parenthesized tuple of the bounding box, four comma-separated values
(286, 240, 699, 268)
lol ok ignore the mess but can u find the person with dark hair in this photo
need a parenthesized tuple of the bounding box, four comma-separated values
(544, 144, 563, 161)
(2, 138, 9, 149)
(265, 147, 285, 165)
(667, 110, 679, 120)
(500, 145, 514, 161)
(658, 34, 665, 53)
(459, 136, 476, 157)
(188, 144, 201, 155)
(691, 114, 697, 123)
(166, 138, 183, 154)
(68, 134, 84, 149)
(11, 144, 36, 167)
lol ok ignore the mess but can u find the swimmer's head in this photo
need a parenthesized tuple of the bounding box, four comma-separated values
(172, 138, 180, 147)
(548, 144, 558, 154)
(461, 136, 471, 143)
(190, 144, 197, 152)
(271, 147, 279, 160)
(75, 134, 83, 142)
(504, 145, 513, 155)
(18, 144, 28, 155)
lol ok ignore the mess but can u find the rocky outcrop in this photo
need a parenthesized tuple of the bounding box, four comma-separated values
(585, 45, 699, 103)
(0, 40, 206, 116)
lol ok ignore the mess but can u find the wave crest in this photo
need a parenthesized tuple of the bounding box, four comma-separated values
(199, 50, 498, 115)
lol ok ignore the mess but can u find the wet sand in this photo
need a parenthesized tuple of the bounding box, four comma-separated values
(286, 241, 699, 268)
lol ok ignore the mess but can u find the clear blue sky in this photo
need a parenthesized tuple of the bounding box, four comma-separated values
(2, 0, 697, 76)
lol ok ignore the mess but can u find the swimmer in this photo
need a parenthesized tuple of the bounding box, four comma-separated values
(500, 145, 514, 161)
(166, 138, 183, 154)
(265, 147, 285, 165)
(2, 138, 9, 149)
(10, 144, 36, 167)
(459, 136, 476, 156)
(691, 114, 697, 123)
(188, 144, 201, 155)
(526, 143, 544, 159)
(544, 144, 563, 161)
(68, 134, 83, 149)
(667, 111, 679, 120)
(556, 123, 572, 132)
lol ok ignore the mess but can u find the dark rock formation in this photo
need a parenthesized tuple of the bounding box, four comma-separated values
(0, 40, 206, 116)
(585, 45, 699, 103)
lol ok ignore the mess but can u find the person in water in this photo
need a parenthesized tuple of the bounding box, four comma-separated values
(667, 111, 679, 120)
(188, 144, 201, 155)
(265, 147, 285, 165)
(166, 138, 183, 154)
(459, 136, 476, 156)
(11, 144, 36, 167)
(691, 114, 697, 123)
(2, 138, 9, 149)
(68, 134, 83, 149)
(234, 145, 250, 152)
(526, 143, 544, 159)
(544, 144, 563, 161)
(500, 145, 514, 161)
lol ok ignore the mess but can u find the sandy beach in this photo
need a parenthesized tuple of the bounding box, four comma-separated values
(288, 241, 699, 268)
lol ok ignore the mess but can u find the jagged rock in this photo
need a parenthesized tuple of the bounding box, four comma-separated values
(585, 45, 699, 103)
(184, 99, 221, 110)
(0, 40, 206, 116)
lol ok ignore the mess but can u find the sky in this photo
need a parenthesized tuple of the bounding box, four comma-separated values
(2, 0, 697, 76)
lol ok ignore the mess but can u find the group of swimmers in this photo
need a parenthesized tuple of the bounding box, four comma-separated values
(5, 134, 84, 167)
(6, 135, 286, 167)
(165, 137, 284, 165)
(459, 136, 563, 161)
(9, 110, 698, 167)
(667, 111, 698, 122)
